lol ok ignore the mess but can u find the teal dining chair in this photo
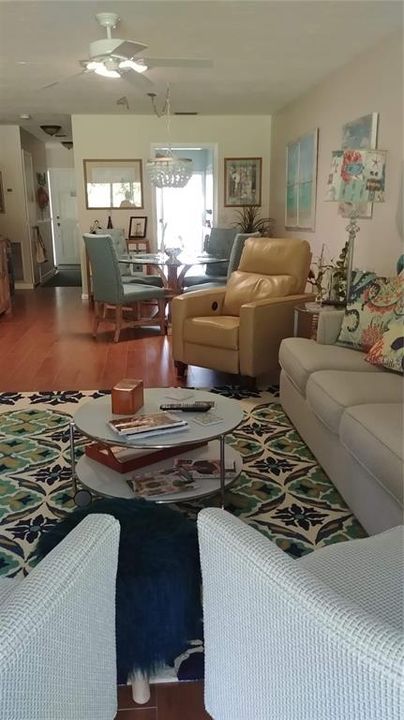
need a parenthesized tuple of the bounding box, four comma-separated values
(95, 229, 163, 288)
(83, 234, 167, 343)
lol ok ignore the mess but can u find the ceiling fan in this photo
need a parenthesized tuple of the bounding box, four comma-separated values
(43, 12, 212, 90)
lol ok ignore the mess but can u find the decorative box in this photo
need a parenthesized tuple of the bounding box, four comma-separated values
(111, 379, 144, 415)
(85, 441, 208, 474)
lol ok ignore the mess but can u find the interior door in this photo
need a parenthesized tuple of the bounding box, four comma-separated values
(22, 149, 39, 284)
(48, 168, 80, 265)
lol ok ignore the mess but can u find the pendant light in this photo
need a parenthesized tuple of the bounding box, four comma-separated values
(146, 87, 192, 189)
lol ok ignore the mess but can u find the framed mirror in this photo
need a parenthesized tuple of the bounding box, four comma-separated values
(83, 159, 144, 209)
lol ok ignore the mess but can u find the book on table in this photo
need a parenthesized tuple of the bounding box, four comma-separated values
(127, 469, 199, 497)
(108, 412, 188, 438)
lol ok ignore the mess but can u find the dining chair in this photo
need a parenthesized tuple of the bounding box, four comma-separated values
(83, 234, 167, 342)
(182, 228, 238, 289)
(95, 229, 163, 288)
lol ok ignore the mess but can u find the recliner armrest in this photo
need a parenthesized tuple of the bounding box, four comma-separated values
(239, 294, 315, 377)
(172, 287, 226, 320)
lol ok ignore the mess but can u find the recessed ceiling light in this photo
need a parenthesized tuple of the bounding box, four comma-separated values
(19, 114, 32, 120)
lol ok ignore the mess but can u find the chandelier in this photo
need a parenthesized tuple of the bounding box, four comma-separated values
(146, 87, 193, 189)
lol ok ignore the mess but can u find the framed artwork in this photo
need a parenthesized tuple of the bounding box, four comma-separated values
(0, 172, 4, 213)
(224, 157, 262, 206)
(285, 129, 318, 230)
(129, 216, 147, 238)
(83, 159, 144, 209)
(339, 112, 379, 218)
(326, 149, 386, 204)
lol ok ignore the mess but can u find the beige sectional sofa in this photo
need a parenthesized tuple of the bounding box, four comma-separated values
(279, 309, 403, 535)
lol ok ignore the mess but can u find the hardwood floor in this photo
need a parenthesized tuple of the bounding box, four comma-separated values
(0, 287, 222, 719)
(116, 682, 211, 719)
(0, 287, 229, 391)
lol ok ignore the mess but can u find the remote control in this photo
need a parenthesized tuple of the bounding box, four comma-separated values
(160, 401, 214, 412)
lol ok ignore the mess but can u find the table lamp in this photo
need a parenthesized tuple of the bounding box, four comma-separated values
(325, 148, 386, 301)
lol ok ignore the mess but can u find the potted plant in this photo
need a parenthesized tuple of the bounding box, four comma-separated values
(308, 241, 350, 305)
(232, 205, 275, 236)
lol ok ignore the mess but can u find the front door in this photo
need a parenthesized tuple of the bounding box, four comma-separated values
(49, 168, 80, 265)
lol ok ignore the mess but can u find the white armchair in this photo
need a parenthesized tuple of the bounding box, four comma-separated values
(0, 514, 120, 720)
(198, 508, 404, 720)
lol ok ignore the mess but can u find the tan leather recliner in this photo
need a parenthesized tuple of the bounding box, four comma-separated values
(172, 237, 314, 380)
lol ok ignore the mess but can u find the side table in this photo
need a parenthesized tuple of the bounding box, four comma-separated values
(294, 302, 339, 340)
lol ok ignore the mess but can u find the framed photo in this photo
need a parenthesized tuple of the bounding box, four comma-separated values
(83, 159, 143, 209)
(285, 129, 318, 230)
(224, 157, 262, 206)
(0, 172, 4, 213)
(339, 112, 379, 218)
(129, 216, 147, 239)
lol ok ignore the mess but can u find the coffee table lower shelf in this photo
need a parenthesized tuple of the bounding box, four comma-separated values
(76, 440, 242, 504)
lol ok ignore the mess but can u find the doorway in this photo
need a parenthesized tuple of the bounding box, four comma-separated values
(48, 168, 80, 266)
(153, 146, 215, 254)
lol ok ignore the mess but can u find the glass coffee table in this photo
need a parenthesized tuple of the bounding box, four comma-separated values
(70, 389, 244, 505)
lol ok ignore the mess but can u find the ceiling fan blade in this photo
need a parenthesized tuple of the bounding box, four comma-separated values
(143, 58, 213, 69)
(40, 70, 87, 90)
(113, 40, 148, 59)
(119, 68, 154, 89)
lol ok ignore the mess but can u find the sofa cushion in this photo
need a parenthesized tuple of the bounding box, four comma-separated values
(340, 403, 404, 506)
(306, 370, 402, 434)
(279, 337, 380, 395)
(223, 271, 295, 316)
(184, 316, 239, 350)
(365, 320, 404, 374)
(337, 272, 403, 352)
(300, 526, 404, 630)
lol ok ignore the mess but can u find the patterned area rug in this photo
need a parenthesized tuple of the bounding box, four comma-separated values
(0, 388, 366, 680)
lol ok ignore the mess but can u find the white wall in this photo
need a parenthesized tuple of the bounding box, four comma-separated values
(72, 114, 271, 291)
(270, 31, 403, 275)
(0, 125, 32, 284)
(46, 142, 75, 169)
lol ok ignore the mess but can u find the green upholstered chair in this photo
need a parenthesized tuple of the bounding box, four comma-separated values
(83, 234, 167, 343)
(95, 229, 163, 288)
(183, 232, 261, 293)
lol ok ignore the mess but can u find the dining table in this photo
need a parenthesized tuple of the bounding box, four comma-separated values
(118, 251, 228, 294)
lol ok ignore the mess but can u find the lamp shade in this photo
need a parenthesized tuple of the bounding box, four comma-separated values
(326, 149, 386, 204)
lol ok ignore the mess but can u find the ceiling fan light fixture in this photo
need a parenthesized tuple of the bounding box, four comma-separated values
(40, 124, 62, 136)
(119, 59, 148, 73)
(62, 142, 73, 150)
(88, 60, 120, 78)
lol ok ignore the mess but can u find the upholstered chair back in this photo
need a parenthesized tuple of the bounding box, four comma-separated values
(223, 237, 311, 316)
(83, 234, 124, 305)
(96, 228, 127, 256)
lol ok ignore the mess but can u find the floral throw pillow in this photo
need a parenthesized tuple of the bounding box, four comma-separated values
(337, 271, 404, 352)
(365, 321, 404, 373)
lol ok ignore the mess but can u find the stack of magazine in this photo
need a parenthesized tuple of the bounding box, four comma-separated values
(127, 458, 237, 498)
(108, 412, 188, 439)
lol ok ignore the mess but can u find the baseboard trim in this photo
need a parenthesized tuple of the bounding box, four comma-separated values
(15, 282, 35, 290)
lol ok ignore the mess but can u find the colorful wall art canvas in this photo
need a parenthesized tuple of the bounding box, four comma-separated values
(285, 129, 318, 229)
(340, 112, 378, 218)
(326, 149, 386, 204)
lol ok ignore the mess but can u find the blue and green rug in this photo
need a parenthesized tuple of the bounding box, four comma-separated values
(0, 387, 365, 579)
(0, 387, 366, 683)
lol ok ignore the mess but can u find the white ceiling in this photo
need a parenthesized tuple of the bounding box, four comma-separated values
(0, 0, 402, 141)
